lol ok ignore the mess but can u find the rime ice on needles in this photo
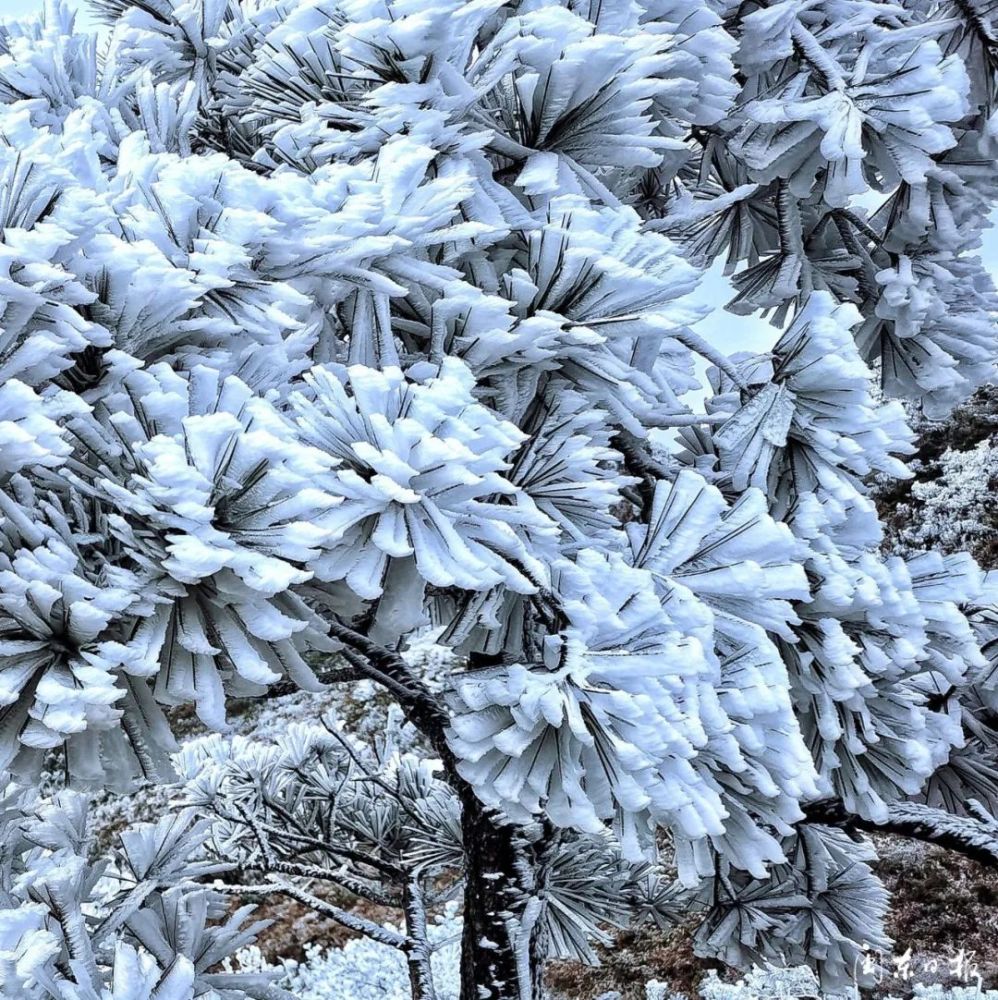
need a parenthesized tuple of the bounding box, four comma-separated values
(448, 550, 726, 858)
(0, 789, 282, 1000)
(0, 0, 998, 995)
(0, 537, 135, 777)
(292, 357, 552, 604)
(733, 38, 969, 208)
(627, 470, 819, 877)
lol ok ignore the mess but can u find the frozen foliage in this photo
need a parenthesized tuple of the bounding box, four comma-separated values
(687, 966, 831, 1000)
(891, 440, 998, 556)
(179, 713, 466, 989)
(176, 713, 679, 990)
(872, 390, 998, 817)
(0, 0, 998, 996)
(689, 824, 889, 990)
(291, 357, 550, 619)
(879, 387, 998, 561)
(898, 989, 998, 1000)
(0, 788, 285, 1000)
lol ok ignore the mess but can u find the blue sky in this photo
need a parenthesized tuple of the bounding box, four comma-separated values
(0, 0, 97, 27)
(0, 0, 85, 16)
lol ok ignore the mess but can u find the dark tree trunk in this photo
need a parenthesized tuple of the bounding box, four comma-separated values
(459, 787, 541, 1000)
(315, 620, 546, 999)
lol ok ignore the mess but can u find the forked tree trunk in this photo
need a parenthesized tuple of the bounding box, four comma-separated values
(459, 787, 542, 1000)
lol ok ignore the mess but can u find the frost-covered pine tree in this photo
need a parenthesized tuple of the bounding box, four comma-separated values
(2, 0, 998, 997)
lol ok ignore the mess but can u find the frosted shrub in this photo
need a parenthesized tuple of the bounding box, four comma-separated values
(281, 905, 462, 1000)
(0, 789, 285, 1000)
(696, 967, 826, 1000)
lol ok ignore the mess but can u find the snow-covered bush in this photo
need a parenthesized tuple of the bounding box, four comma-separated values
(231, 904, 464, 1000)
(2, 0, 998, 997)
(690, 966, 827, 1000)
(0, 788, 285, 999)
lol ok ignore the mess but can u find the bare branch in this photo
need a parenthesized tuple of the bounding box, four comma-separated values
(215, 877, 410, 950)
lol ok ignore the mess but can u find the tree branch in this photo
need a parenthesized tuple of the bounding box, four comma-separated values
(804, 798, 998, 868)
(403, 875, 438, 1000)
(256, 818, 406, 881)
(310, 613, 455, 764)
(216, 877, 410, 950)
(262, 663, 364, 700)
(261, 857, 401, 908)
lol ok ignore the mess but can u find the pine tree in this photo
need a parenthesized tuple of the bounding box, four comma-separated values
(1, 0, 998, 997)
